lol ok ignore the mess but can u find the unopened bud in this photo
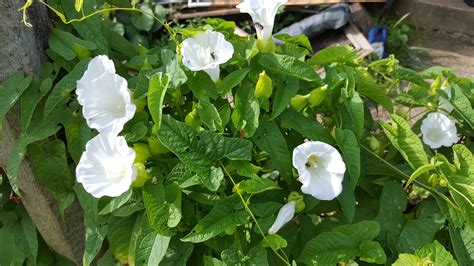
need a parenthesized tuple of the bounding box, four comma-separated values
(133, 143, 151, 164)
(288, 191, 305, 213)
(255, 71, 273, 99)
(148, 136, 169, 156)
(185, 109, 201, 129)
(131, 163, 151, 188)
(268, 201, 296, 234)
(308, 85, 328, 107)
(290, 94, 310, 112)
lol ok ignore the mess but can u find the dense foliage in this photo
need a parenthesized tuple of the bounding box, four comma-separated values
(1, 0, 473, 265)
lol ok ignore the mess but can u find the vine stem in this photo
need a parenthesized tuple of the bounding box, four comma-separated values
(361, 144, 461, 211)
(21, 1, 180, 48)
(220, 162, 290, 265)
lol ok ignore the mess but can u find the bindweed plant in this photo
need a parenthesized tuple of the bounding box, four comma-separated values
(1, 0, 473, 265)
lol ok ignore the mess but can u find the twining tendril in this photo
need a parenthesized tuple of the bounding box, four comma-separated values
(19, 0, 180, 48)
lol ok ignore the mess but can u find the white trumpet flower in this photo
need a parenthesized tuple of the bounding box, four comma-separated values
(76, 133, 137, 198)
(268, 201, 295, 234)
(237, 0, 287, 52)
(180, 31, 234, 82)
(421, 112, 458, 149)
(292, 141, 346, 201)
(76, 55, 136, 134)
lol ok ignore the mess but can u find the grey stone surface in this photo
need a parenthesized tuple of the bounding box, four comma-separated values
(0, 1, 84, 264)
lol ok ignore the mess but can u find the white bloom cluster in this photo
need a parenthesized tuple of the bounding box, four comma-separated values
(76, 56, 137, 198)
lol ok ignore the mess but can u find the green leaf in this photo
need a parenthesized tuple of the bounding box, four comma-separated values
(356, 71, 394, 112)
(217, 68, 249, 95)
(258, 53, 321, 82)
(335, 128, 360, 190)
(83, 225, 108, 266)
(142, 182, 177, 236)
(375, 181, 407, 250)
(396, 217, 445, 253)
(148, 73, 170, 131)
(449, 225, 474, 265)
(393, 254, 430, 266)
(262, 234, 288, 250)
(340, 91, 364, 140)
(182, 197, 248, 243)
(135, 214, 171, 266)
(238, 177, 280, 194)
(253, 121, 293, 183)
(161, 49, 187, 89)
(107, 28, 137, 58)
(107, 214, 140, 264)
(450, 145, 474, 229)
(0, 72, 32, 133)
(73, 17, 109, 54)
(160, 237, 193, 266)
(203, 256, 226, 266)
(63, 113, 91, 164)
(307, 45, 357, 65)
(270, 77, 299, 120)
(338, 177, 356, 223)
(48, 28, 96, 61)
(280, 109, 335, 146)
(197, 100, 223, 132)
(232, 82, 260, 137)
(98, 189, 133, 215)
(130, 4, 155, 31)
(380, 114, 429, 171)
(274, 33, 313, 53)
(221, 243, 268, 266)
(298, 220, 386, 265)
(44, 59, 90, 118)
(158, 115, 252, 191)
(415, 241, 458, 266)
(165, 163, 200, 189)
(392, 66, 430, 86)
(27, 140, 73, 193)
(20, 77, 52, 131)
(450, 84, 474, 128)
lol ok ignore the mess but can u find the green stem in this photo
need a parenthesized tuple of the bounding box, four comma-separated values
(221, 162, 290, 265)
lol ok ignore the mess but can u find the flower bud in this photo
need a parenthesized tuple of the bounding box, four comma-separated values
(148, 136, 169, 156)
(428, 173, 439, 187)
(288, 191, 305, 213)
(131, 163, 151, 188)
(268, 201, 295, 234)
(439, 179, 448, 187)
(255, 71, 273, 99)
(185, 109, 201, 129)
(133, 143, 151, 164)
(367, 136, 381, 153)
(290, 94, 310, 112)
(308, 85, 328, 107)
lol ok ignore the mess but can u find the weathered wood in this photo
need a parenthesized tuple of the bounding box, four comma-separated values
(0, 1, 84, 264)
(189, 0, 386, 7)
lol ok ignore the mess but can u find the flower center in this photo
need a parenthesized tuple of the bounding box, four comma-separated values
(305, 154, 320, 169)
(105, 163, 126, 182)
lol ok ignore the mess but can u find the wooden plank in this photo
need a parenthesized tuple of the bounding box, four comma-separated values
(349, 3, 373, 33)
(188, 0, 385, 7)
(343, 23, 373, 58)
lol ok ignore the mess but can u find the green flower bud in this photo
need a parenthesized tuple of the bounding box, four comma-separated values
(288, 191, 305, 213)
(367, 135, 381, 152)
(254, 71, 273, 99)
(131, 163, 151, 188)
(133, 143, 151, 164)
(430, 76, 442, 95)
(148, 136, 169, 156)
(308, 85, 328, 107)
(290, 94, 310, 112)
(185, 109, 201, 129)
(439, 178, 448, 187)
(225, 225, 236, 235)
(428, 173, 439, 187)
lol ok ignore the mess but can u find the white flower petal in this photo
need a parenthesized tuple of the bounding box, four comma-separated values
(237, 0, 287, 42)
(77, 55, 115, 87)
(420, 112, 458, 149)
(180, 31, 234, 82)
(76, 133, 137, 198)
(292, 141, 346, 201)
(268, 201, 295, 234)
(76, 56, 136, 134)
